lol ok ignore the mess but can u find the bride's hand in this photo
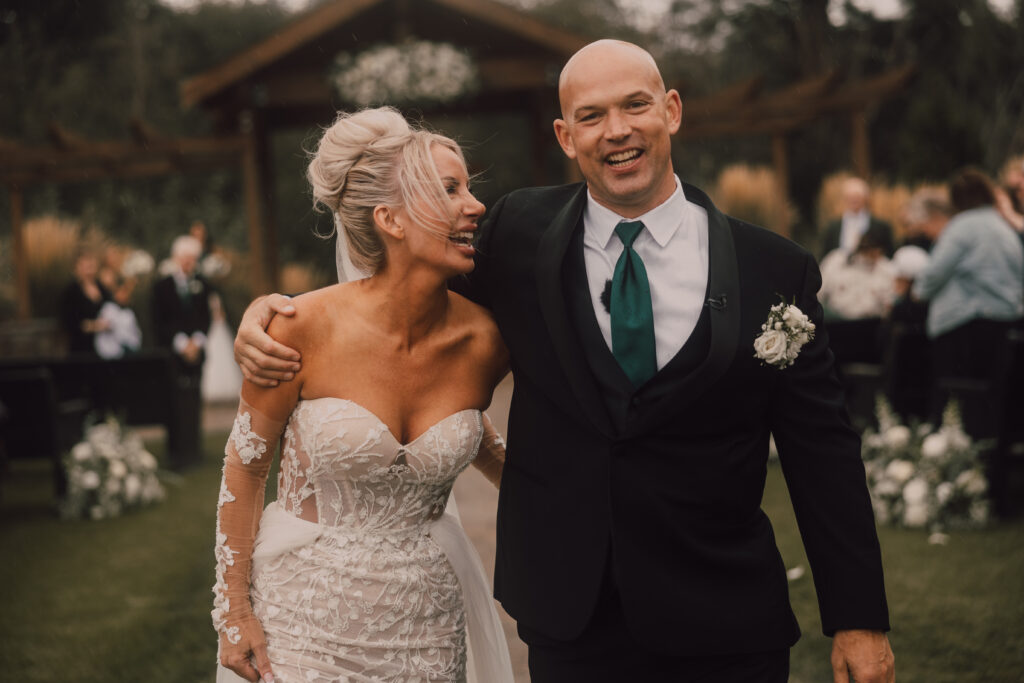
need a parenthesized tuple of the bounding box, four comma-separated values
(234, 294, 301, 387)
(219, 614, 275, 682)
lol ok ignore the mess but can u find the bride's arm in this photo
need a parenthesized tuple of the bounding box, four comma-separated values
(214, 316, 304, 682)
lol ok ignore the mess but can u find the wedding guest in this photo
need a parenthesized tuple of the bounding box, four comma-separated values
(900, 189, 951, 252)
(820, 176, 896, 259)
(912, 167, 1024, 441)
(98, 245, 139, 307)
(59, 250, 112, 356)
(819, 225, 896, 322)
(151, 235, 214, 467)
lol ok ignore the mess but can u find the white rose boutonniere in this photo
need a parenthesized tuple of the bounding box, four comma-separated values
(754, 301, 816, 369)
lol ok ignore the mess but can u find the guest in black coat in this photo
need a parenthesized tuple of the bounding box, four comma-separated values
(820, 176, 896, 260)
(59, 250, 113, 355)
(151, 235, 213, 467)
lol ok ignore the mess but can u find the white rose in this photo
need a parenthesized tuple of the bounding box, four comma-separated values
(902, 502, 930, 527)
(138, 451, 158, 471)
(72, 443, 93, 462)
(956, 469, 988, 496)
(81, 471, 101, 490)
(883, 425, 912, 449)
(124, 474, 142, 503)
(109, 460, 127, 479)
(935, 481, 955, 505)
(902, 477, 930, 505)
(873, 478, 901, 497)
(884, 459, 916, 484)
(921, 433, 948, 459)
(754, 329, 790, 366)
(782, 305, 811, 330)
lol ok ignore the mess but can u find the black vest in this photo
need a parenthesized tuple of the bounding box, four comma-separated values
(564, 225, 712, 436)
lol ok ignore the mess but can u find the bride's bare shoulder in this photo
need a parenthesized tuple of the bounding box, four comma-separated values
(449, 292, 507, 366)
(266, 283, 355, 348)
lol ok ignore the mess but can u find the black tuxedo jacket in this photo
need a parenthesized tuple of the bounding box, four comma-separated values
(151, 273, 213, 363)
(820, 215, 896, 259)
(463, 182, 889, 655)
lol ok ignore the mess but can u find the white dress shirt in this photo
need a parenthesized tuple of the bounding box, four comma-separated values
(582, 176, 710, 370)
(839, 209, 870, 252)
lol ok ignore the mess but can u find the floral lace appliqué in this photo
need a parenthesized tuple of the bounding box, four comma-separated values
(229, 411, 268, 464)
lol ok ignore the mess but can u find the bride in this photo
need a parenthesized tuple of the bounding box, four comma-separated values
(213, 107, 512, 683)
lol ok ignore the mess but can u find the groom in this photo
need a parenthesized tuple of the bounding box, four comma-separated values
(236, 40, 893, 682)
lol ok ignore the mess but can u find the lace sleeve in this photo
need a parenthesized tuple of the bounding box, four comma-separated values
(212, 396, 288, 655)
(472, 412, 505, 488)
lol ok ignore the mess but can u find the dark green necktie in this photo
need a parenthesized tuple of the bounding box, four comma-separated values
(611, 220, 657, 386)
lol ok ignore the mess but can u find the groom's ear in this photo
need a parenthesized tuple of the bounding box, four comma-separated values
(553, 118, 577, 159)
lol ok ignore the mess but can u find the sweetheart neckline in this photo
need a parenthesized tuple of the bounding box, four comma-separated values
(296, 396, 481, 448)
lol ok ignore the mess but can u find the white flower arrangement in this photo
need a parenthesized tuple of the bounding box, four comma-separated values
(120, 249, 155, 279)
(862, 397, 990, 532)
(60, 415, 165, 521)
(754, 301, 816, 369)
(330, 40, 479, 107)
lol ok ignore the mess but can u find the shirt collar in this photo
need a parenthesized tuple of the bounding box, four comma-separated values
(584, 175, 687, 249)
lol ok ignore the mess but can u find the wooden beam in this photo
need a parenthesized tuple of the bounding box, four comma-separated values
(432, 0, 588, 57)
(181, 0, 383, 108)
(682, 75, 764, 119)
(850, 109, 871, 179)
(129, 117, 164, 145)
(9, 185, 30, 319)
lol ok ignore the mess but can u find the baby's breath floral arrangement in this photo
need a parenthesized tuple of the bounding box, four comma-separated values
(330, 40, 479, 107)
(862, 398, 990, 532)
(60, 415, 165, 521)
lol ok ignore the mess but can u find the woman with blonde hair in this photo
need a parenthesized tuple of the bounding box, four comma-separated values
(213, 107, 512, 683)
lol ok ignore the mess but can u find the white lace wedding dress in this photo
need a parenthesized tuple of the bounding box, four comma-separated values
(214, 397, 512, 683)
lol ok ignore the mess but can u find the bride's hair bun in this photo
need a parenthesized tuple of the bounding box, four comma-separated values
(307, 106, 465, 275)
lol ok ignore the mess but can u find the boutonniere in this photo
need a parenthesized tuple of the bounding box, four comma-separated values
(753, 300, 815, 369)
(188, 279, 204, 295)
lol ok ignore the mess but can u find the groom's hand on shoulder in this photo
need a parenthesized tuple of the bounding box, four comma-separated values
(831, 629, 894, 683)
(234, 294, 301, 387)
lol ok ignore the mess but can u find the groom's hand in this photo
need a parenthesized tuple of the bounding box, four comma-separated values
(831, 629, 894, 683)
(234, 294, 301, 387)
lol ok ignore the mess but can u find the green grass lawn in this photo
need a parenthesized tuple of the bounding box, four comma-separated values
(1, 434, 1022, 682)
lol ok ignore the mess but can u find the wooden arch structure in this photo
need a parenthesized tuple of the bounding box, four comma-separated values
(179, 0, 591, 295)
(0, 123, 257, 320)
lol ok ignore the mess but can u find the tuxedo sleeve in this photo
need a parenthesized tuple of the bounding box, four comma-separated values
(770, 252, 890, 636)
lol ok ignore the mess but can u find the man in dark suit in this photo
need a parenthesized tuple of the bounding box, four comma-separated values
(820, 176, 896, 259)
(235, 40, 893, 683)
(152, 235, 213, 468)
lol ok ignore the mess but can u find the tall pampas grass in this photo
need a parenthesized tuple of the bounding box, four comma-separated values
(712, 164, 795, 236)
(23, 216, 105, 318)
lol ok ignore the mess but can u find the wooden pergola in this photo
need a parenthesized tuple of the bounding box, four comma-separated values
(677, 64, 917, 200)
(179, 0, 591, 295)
(0, 122, 258, 319)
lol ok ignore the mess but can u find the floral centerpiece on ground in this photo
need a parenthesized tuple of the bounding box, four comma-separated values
(60, 415, 165, 520)
(862, 398, 990, 531)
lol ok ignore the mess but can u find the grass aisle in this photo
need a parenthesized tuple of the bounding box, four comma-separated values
(2, 434, 1022, 682)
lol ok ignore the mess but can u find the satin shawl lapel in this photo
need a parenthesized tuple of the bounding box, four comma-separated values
(535, 184, 614, 439)
(627, 189, 741, 437)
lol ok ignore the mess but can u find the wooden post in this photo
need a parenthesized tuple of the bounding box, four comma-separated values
(9, 185, 30, 319)
(771, 134, 791, 237)
(240, 114, 268, 297)
(850, 109, 871, 179)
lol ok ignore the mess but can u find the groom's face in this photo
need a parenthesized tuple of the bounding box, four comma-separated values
(554, 42, 682, 218)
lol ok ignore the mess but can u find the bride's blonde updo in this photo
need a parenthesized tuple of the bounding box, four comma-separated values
(307, 106, 466, 275)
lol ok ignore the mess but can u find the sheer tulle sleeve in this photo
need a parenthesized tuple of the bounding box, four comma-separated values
(472, 412, 505, 488)
(211, 397, 288, 658)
